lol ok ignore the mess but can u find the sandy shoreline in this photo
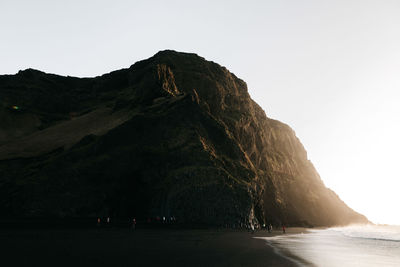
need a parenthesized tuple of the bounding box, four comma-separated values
(254, 228, 313, 266)
(0, 227, 309, 266)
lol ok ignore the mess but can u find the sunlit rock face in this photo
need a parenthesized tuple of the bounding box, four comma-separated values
(0, 51, 367, 226)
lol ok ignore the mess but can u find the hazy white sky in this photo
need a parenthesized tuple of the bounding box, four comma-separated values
(1, 0, 400, 225)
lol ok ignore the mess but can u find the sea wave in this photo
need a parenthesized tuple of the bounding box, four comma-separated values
(256, 225, 400, 267)
(331, 224, 400, 242)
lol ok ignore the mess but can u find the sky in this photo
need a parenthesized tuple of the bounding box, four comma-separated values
(1, 0, 400, 225)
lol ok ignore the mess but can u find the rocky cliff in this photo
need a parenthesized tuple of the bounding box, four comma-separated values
(0, 50, 368, 226)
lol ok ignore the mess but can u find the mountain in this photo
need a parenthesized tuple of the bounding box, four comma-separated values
(0, 50, 368, 227)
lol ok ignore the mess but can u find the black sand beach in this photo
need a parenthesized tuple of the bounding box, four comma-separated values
(0, 227, 308, 266)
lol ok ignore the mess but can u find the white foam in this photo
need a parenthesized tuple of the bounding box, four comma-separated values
(256, 225, 400, 267)
(331, 224, 400, 242)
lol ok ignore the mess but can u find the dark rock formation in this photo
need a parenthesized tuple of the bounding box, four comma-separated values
(0, 50, 368, 226)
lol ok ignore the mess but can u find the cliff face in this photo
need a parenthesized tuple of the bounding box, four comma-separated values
(0, 50, 367, 226)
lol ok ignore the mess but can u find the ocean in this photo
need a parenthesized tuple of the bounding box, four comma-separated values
(256, 225, 400, 267)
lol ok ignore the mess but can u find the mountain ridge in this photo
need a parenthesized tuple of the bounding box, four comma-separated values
(0, 50, 368, 227)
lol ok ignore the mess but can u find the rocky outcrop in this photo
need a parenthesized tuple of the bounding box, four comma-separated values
(0, 50, 368, 226)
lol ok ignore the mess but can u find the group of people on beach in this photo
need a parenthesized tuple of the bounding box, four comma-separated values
(249, 223, 287, 234)
(96, 215, 178, 229)
(95, 216, 287, 234)
(96, 217, 137, 229)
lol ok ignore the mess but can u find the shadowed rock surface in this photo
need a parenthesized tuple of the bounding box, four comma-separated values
(0, 50, 368, 226)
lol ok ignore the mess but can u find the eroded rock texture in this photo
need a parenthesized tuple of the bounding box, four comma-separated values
(0, 50, 367, 226)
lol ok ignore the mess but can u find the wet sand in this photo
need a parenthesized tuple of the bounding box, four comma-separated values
(0, 227, 308, 266)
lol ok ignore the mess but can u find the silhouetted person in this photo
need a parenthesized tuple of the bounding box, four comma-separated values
(97, 218, 101, 227)
(132, 218, 136, 230)
(282, 224, 286, 234)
